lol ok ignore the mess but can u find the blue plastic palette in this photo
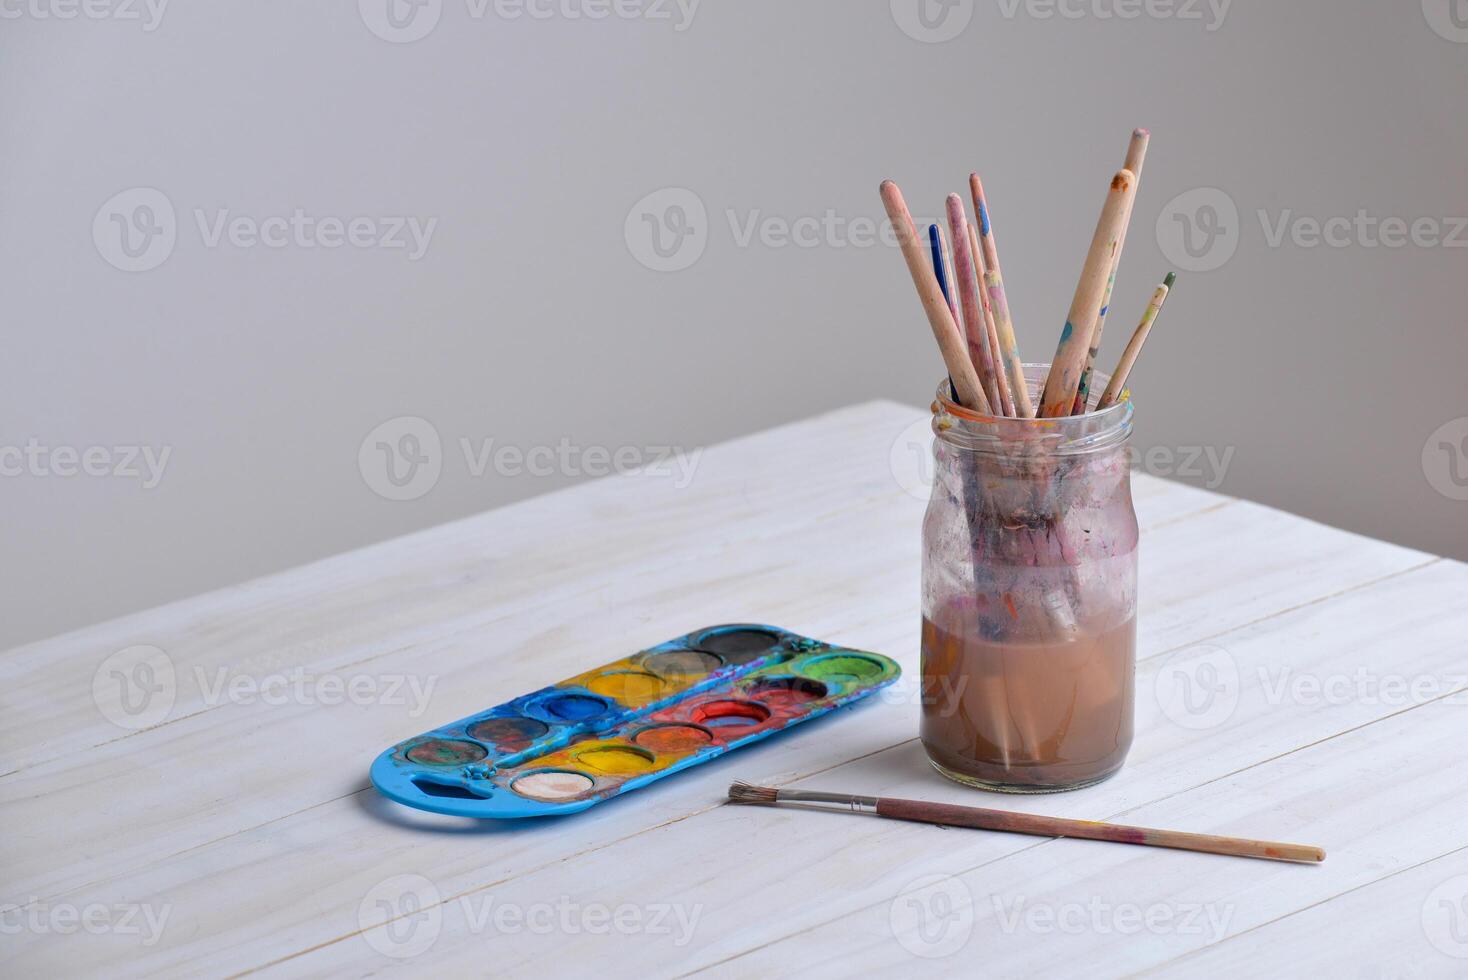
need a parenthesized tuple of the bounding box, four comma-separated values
(370, 624, 900, 818)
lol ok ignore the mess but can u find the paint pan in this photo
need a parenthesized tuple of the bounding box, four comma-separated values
(370, 624, 900, 819)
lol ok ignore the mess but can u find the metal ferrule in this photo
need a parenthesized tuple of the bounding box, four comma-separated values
(774, 789, 879, 814)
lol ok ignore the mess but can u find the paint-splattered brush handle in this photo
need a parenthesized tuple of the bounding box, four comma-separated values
(969, 173, 1033, 418)
(880, 180, 991, 414)
(875, 797, 1324, 864)
(1039, 169, 1137, 418)
(1097, 273, 1175, 410)
(928, 224, 960, 328)
(929, 224, 963, 404)
(946, 194, 1004, 413)
(1073, 128, 1151, 415)
(968, 221, 1015, 417)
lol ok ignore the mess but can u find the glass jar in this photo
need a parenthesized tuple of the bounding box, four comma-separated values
(920, 365, 1138, 793)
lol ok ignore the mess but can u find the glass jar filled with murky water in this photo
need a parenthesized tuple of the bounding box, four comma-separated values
(920, 366, 1138, 793)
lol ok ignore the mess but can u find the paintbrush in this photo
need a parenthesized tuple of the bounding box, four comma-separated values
(929, 224, 962, 404)
(946, 194, 1003, 412)
(1039, 169, 1137, 417)
(968, 221, 1015, 416)
(728, 782, 1325, 865)
(1097, 272, 1176, 410)
(1073, 128, 1150, 414)
(928, 224, 960, 329)
(881, 180, 991, 414)
(969, 174, 1032, 418)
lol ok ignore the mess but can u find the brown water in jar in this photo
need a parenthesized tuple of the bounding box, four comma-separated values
(920, 606, 1135, 792)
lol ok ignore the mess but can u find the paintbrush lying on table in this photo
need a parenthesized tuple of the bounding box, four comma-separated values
(728, 783, 1324, 865)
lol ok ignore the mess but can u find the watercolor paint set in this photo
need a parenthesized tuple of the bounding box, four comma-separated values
(370, 624, 900, 818)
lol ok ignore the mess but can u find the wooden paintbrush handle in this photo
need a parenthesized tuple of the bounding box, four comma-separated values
(969, 173, 1033, 418)
(945, 194, 1002, 413)
(1039, 169, 1137, 418)
(880, 181, 991, 414)
(968, 221, 1015, 417)
(1097, 276, 1172, 410)
(1073, 128, 1151, 415)
(874, 797, 1324, 864)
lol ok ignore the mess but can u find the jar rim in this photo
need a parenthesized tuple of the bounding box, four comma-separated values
(931, 364, 1134, 456)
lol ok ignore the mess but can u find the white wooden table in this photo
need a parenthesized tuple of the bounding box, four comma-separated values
(5, 401, 1465, 978)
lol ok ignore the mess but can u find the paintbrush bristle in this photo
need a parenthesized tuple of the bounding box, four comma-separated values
(727, 781, 779, 805)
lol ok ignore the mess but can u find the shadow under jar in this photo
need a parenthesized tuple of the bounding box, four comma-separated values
(920, 365, 1138, 793)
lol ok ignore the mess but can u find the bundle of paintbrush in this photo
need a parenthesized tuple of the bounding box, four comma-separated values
(881, 129, 1177, 633)
(880, 129, 1174, 423)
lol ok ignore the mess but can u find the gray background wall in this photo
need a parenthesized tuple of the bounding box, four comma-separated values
(4, 0, 1466, 649)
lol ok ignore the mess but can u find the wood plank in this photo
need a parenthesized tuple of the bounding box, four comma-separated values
(5, 549, 1452, 976)
(305, 560, 1468, 979)
(0, 466, 1225, 906)
(1150, 846, 1468, 977)
(1133, 498, 1431, 656)
(684, 560, 1468, 978)
(702, 695, 1468, 978)
(0, 486, 1397, 908)
(6, 401, 1432, 976)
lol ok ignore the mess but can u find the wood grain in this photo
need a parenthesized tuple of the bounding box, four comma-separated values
(2, 401, 1457, 978)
